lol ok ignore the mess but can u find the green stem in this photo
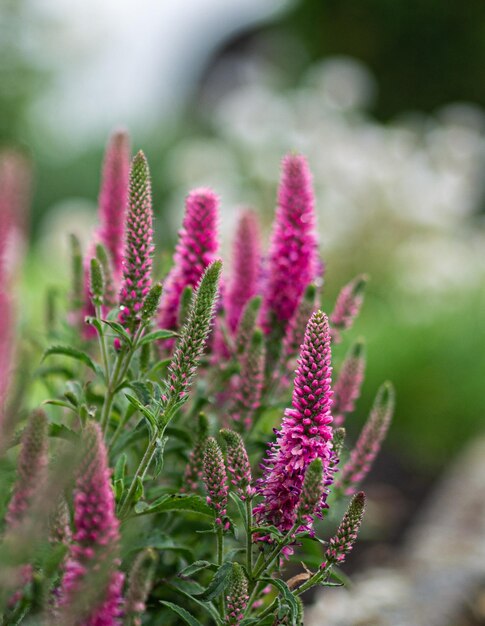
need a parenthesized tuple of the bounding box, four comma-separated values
(95, 304, 110, 383)
(118, 431, 159, 519)
(295, 565, 331, 596)
(252, 523, 298, 580)
(100, 323, 146, 436)
(216, 526, 225, 619)
(246, 499, 253, 578)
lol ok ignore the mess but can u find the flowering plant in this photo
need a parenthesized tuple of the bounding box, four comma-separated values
(0, 133, 394, 625)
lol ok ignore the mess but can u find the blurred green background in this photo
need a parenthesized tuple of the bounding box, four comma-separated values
(2, 0, 485, 478)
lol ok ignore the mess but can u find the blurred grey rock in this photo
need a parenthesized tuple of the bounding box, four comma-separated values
(307, 437, 485, 626)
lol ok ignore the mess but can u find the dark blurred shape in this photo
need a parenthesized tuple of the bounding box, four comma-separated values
(282, 0, 485, 118)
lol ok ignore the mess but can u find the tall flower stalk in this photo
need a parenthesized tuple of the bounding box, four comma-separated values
(57, 422, 123, 625)
(337, 382, 395, 494)
(97, 130, 130, 281)
(255, 310, 333, 533)
(118, 151, 154, 335)
(330, 274, 367, 343)
(6, 409, 48, 528)
(262, 154, 319, 338)
(159, 188, 219, 332)
(226, 210, 261, 333)
(332, 340, 366, 427)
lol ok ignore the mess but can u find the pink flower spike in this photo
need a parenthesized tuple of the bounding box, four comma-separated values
(97, 130, 131, 281)
(262, 154, 319, 335)
(6, 409, 48, 528)
(58, 421, 123, 625)
(322, 491, 365, 569)
(118, 151, 154, 335)
(202, 437, 229, 527)
(0, 290, 14, 434)
(0, 150, 30, 285)
(276, 283, 319, 389)
(333, 340, 366, 427)
(255, 310, 333, 534)
(225, 563, 249, 625)
(337, 382, 394, 495)
(330, 275, 367, 343)
(230, 329, 265, 431)
(226, 210, 261, 333)
(158, 187, 219, 332)
(220, 429, 254, 500)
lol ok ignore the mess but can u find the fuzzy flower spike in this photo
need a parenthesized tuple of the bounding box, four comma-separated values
(226, 210, 261, 333)
(58, 421, 123, 625)
(255, 310, 333, 533)
(118, 151, 154, 335)
(332, 340, 366, 427)
(6, 409, 48, 528)
(202, 437, 229, 528)
(337, 382, 394, 495)
(330, 274, 367, 343)
(97, 130, 130, 280)
(322, 491, 366, 569)
(262, 154, 319, 336)
(158, 188, 219, 332)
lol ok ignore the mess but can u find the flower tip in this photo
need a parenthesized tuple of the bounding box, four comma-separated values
(304, 282, 318, 301)
(187, 186, 219, 206)
(352, 274, 369, 296)
(379, 381, 395, 408)
(352, 339, 366, 358)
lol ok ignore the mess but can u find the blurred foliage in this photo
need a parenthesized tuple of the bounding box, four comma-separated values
(278, 0, 485, 118)
(0, 0, 47, 147)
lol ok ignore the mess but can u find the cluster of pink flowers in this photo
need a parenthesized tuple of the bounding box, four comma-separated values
(255, 310, 334, 533)
(96, 130, 130, 281)
(58, 422, 124, 625)
(226, 210, 261, 333)
(158, 188, 219, 332)
(262, 154, 319, 334)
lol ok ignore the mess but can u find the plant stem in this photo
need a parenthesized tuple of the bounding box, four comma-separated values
(216, 526, 225, 619)
(246, 499, 253, 578)
(295, 565, 330, 596)
(118, 431, 159, 519)
(95, 305, 110, 383)
(252, 523, 298, 580)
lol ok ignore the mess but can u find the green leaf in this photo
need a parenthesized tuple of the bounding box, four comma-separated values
(229, 492, 248, 526)
(250, 525, 282, 537)
(42, 345, 102, 376)
(135, 494, 214, 519)
(139, 329, 179, 347)
(101, 319, 133, 346)
(179, 560, 217, 578)
(260, 577, 299, 624)
(113, 478, 124, 501)
(48, 423, 78, 443)
(43, 399, 77, 412)
(129, 381, 152, 405)
(167, 580, 222, 624)
(328, 566, 353, 588)
(194, 562, 232, 602)
(160, 601, 204, 626)
(241, 617, 275, 626)
(165, 425, 193, 446)
(84, 316, 103, 335)
(125, 530, 194, 562)
(114, 453, 127, 481)
(133, 476, 144, 502)
(152, 436, 168, 479)
(125, 393, 158, 430)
